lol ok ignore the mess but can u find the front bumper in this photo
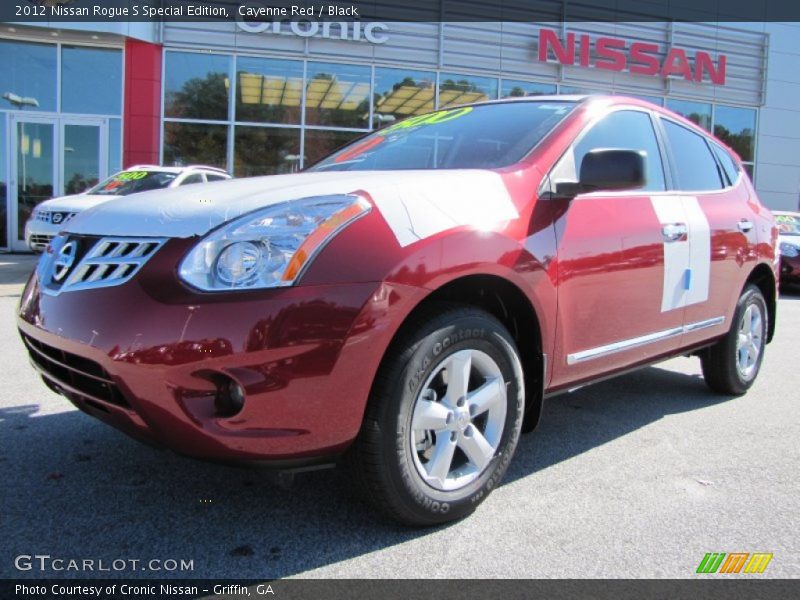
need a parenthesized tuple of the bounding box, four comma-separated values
(18, 245, 425, 462)
(25, 220, 61, 252)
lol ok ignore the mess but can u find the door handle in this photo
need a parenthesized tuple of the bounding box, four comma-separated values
(737, 219, 754, 233)
(662, 223, 688, 242)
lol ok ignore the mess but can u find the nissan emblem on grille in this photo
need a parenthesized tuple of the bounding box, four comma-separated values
(52, 241, 77, 282)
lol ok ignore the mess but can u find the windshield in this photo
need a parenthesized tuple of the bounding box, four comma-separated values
(776, 214, 800, 235)
(308, 101, 576, 172)
(87, 170, 178, 196)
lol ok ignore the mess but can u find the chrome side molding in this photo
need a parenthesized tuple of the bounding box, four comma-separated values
(566, 316, 725, 365)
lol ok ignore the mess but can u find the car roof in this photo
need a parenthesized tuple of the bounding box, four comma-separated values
(124, 164, 230, 176)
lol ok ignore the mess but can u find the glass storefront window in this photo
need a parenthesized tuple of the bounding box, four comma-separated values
(63, 124, 101, 195)
(164, 52, 231, 121)
(713, 105, 756, 162)
(61, 46, 123, 115)
(373, 68, 437, 125)
(558, 85, 607, 95)
(0, 116, 6, 248)
(501, 80, 556, 98)
(234, 126, 301, 176)
(626, 94, 663, 106)
(163, 122, 228, 170)
(17, 121, 54, 239)
(0, 40, 57, 112)
(305, 62, 371, 129)
(236, 57, 303, 125)
(742, 163, 755, 182)
(304, 129, 363, 166)
(666, 98, 712, 131)
(438, 73, 497, 109)
(108, 118, 122, 174)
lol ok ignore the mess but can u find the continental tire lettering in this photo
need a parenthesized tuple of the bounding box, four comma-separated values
(402, 469, 450, 514)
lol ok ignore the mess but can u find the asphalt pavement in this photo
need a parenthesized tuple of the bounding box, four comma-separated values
(1, 253, 798, 579)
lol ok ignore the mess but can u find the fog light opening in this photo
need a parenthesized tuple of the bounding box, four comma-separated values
(215, 377, 246, 417)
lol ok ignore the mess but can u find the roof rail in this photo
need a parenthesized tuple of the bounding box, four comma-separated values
(187, 165, 229, 174)
(124, 164, 230, 174)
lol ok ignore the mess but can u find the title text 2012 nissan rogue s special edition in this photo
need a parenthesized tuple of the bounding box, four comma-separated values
(19, 97, 778, 525)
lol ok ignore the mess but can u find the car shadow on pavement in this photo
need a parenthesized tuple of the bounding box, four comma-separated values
(504, 364, 730, 485)
(0, 363, 733, 580)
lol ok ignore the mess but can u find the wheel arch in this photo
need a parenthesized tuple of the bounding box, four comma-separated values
(378, 274, 546, 433)
(744, 262, 777, 343)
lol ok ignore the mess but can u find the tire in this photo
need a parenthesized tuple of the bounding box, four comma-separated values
(701, 284, 768, 395)
(347, 303, 525, 526)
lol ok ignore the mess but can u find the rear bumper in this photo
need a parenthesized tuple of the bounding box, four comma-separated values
(780, 254, 800, 284)
(17, 264, 426, 462)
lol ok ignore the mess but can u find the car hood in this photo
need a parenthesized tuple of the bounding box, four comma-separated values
(36, 194, 113, 213)
(64, 170, 519, 248)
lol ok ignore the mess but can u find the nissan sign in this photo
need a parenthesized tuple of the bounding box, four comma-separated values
(538, 27, 726, 85)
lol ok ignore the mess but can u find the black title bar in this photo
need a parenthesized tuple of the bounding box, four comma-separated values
(3, 579, 800, 600)
(2, 0, 800, 23)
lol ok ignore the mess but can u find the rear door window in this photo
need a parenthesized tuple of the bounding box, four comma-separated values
(710, 143, 740, 186)
(662, 120, 724, 191)
(180, 173, 205, 186)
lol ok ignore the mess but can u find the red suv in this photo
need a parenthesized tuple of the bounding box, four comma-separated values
(18, 96, 778, 525)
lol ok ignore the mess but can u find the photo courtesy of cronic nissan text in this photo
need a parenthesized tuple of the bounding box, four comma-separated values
(0, 1, 798, 599)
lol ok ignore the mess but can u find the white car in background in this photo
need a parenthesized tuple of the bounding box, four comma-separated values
(773, 210, 800, 285)
(25, 165, 232, 252)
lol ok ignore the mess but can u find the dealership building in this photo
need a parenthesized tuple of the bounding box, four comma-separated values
(1, 9, 799, 251)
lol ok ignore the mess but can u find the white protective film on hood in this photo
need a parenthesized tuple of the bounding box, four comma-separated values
(64, 170, 519, 247)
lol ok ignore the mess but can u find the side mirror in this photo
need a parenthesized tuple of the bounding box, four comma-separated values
(579, 148, 646, 193)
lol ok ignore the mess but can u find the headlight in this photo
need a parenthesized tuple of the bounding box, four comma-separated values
(178, 194, 371, 291)
(780, 242, 800, 258)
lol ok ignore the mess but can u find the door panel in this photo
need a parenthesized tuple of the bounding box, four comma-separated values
(681, 186, 755, 347)
(658, 118, 752, 347)
(551, 193, 684, 388)
(548, 108, 682, 389)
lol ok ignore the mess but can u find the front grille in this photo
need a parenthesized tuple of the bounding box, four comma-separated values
(40, 235, 166, 295)
(22, 333, 130, 409)
(29, 234, 54, 247)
